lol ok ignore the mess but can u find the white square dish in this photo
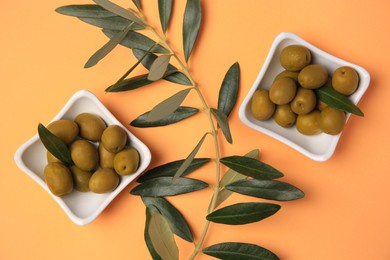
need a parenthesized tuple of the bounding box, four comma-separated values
(239, 32, 370, 161)
(14, 90, 152, 225)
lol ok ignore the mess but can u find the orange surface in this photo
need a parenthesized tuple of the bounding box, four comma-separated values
(2, 0, 390, 259)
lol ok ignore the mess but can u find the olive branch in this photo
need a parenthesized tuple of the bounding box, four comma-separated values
(56, 1, 305, 259)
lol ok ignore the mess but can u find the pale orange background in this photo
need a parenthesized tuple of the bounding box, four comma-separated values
(1, 0, 390, 259)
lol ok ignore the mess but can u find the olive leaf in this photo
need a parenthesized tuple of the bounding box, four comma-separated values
(78, 16, 144, 30)
(56, 4, 117, 18)
(84, 24, 132, 68)
(145, 207, 163, 260)
(206, 202, 281, 225)
(103, 29, 168, 53)
(130, 177, 209, 197)
(142, 197, 194, 242)
(92, 0, 145, 25)
(137, 158, 210, 182)
(202, 242, 279, 260)
(146, 88, 192, 122)
(148, 210, 179, 260)
(38, 123, 72, 165)
(148, 54, 172, 81)
(133, 49, 191, 85)
(315, 84, 364, 116)
(218, 62, 240, 117)
(220, 156, 284, 180)
(211, 108, 232, 144)
(173, 133, 208, 181)
(158, 0, 173, 34)
(212, 149, 259, 210)
(131, 0, 142, 10)
(226, 179, 305, 201)
(131, 106, 199, 128)
(183, 0, 202, 62)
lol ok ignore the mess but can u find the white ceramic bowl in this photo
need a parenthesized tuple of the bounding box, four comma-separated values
(14, 90, 152, 225)
(239, 32, 370, 161)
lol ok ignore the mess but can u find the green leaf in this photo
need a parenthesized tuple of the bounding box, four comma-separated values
(220, 156, 284, 180)
(218, 62, 240, 117)
(103, 29, 168, 53)
(148, 210, 179, 260)
(226, 179, 304, 201)
(202, 242, 279, 260)
(148, 55, 172, 81)
(133, 49, 191, 85)
(56, 4, 117, 18)
(158, 0, 173, 34)
(131, 106, 199, 128)
(206, 202, 281, 225)
(213, 149, 259, 210)
(84, 25, 132, 68)
(131, 177, 209, 197)
(142, 197, 194, 242)
(173, 133, 207, 181)
(137, 158, 210, 182)
(145, 207, 163, 260)
(211, 108, 232, 144)
(146, 88, 191, 122)
(183, 0, 202, 62)
(92, 0, 145, 25)
(38, 123, 72, 165)
(131, 0, 142, 10)
(315, 84, 364, 116)
(78, 16, 144, 30)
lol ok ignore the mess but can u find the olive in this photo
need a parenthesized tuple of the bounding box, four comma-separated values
(70, 165, 92, 192)
(114, 147, 139, 176)
(89, 168, 120, 194)
(317, 99, 329, 111)
(98, 143, 116, 169)
(250, 89, 275, 120)
(46, 119, 79, 144)
(290, 88, 317, 115)
(47, 151, 62, 164)
(273, 70, 299, 82)
(70, 139, 99, 171)
(298, 64, 328, 89)
(273, 104, 297, 128)
(319, 107, 346, 135)
(280, 45, 311, 71)
(44, 162, 73, 196)
(332, 66, 359, 96)
(269, 77, 297, 105)
(296, 110, 322, 135)
(101, 125, 128, 153)
(74, 113, 106, 141)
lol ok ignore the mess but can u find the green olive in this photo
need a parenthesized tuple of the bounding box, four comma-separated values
(44, 162, 73, 196)
(290, 88, 317, 115)
(298, 64, 328, 89)
(89, 168, 120, 194)
(70, 165, 92, 192)
(250, 89, 275, 120)
(273, 70, 299, 82)
(46, 119, 79, 144)
(280, 45, 311, 72)
(332, 66, 359, 96)
(74, 113, 106, 141)
(317, 99, 329, 111)
(98, 143, 116, 169)
(296, 110, 322, 135)
(273, 104, 297, 128)
(319, 107, 346, 135)
(269, 77, 297, 105)
(101, 125, 128, 153)
(114, 147, 140, 176)
(70, 139, 99, 171)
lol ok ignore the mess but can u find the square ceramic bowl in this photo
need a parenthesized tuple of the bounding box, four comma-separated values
(239, 32, 370, 161)
(14, 90, 151, 225)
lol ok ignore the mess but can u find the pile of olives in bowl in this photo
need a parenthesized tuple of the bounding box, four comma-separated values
(250, 44, 360, 136)
(43, 113, 140, 197)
